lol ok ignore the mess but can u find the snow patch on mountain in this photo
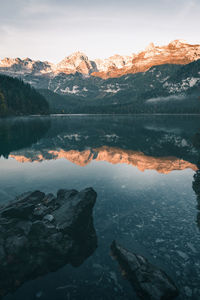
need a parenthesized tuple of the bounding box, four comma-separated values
(60, 85, 79, 94)
(103, 84, 121, 93)
(164, 77, 200, 93)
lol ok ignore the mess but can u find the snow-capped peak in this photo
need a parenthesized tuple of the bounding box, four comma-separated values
(0, 40, 200, 79)
(145, 42, 155, 51)
(168, 39, 187, 47)
(56, 51, 94, 75)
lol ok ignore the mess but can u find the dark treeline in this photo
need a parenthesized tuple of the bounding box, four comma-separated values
(0, 75, 49, 116)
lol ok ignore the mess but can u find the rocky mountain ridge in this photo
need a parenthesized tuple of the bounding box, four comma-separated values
(1, 40, 200, 79)
(1, 40, 200, 114)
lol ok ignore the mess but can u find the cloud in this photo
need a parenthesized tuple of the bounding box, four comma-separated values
(0, 0, 199, 61)
(177, 0, 198, 21)
(146, 95, 186, 104)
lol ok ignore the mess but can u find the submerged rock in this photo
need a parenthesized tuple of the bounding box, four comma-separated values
(110, 241, 179, 300)
(193, 169, 200, 229)
(0, 188, 97, 299)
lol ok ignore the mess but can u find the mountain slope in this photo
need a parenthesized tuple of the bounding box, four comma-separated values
(0, 75, 49, 116)
(39, 60, 200, 114)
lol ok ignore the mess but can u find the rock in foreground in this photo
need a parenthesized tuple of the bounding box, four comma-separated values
(111, 241, 179, 300)
(0, 188, 97, 299)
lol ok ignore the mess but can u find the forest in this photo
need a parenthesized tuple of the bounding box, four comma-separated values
(0, 75, 49, 116)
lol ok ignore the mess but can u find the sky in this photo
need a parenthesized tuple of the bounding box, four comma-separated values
(0, 0, 200, 62)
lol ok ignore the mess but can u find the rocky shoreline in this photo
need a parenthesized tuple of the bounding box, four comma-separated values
(0, 188, 180, 300)
(0, 188, 97, 299)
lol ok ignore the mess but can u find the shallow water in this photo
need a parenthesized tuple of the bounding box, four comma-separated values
(0, 115, 200, 299)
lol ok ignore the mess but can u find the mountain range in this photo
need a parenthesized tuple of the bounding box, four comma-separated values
(1, 40, 200, 79)
(0, 40, 200, 114)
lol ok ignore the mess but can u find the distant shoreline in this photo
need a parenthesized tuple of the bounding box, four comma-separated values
(1, 113, 200, 120)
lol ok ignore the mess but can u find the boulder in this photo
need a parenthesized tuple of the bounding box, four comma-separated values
(111, 240, 179, 300)
(0, 188, 97, 299)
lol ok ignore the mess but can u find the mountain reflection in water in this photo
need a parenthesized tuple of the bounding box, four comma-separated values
(10, 147, 197, 174)
(0, 115, 200, 300)
(1, 115, 199, 172)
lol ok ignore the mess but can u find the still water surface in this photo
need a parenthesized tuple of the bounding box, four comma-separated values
(0, 115, 200, 299)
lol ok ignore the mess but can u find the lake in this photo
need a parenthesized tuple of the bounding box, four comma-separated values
(0, 115, 200, 300)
